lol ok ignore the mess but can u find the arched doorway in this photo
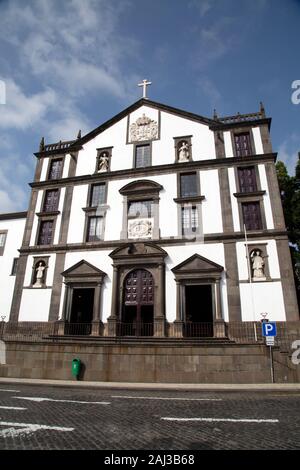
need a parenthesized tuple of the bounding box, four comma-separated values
(121, 269, 154, 336)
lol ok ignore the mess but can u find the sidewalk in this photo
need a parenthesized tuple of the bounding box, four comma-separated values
(0, 377, 299, 391)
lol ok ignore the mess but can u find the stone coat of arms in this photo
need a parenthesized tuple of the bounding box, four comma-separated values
(129, 114, 158, 142)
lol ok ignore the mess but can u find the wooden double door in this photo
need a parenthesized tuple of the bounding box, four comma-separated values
(122, 269, 154, 336)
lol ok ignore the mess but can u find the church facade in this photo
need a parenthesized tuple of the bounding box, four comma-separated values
(0, 97, 299, 338)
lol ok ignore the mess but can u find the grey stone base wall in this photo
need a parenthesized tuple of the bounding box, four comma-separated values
(0, 341, 299, 383)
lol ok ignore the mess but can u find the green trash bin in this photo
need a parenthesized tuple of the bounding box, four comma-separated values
(71, 358, 81, 380)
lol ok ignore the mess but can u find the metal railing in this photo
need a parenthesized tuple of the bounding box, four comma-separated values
(64, 322, 92, 336)
(0, 322, 58, 342)
(183, 322, 214, 338)
(116, 322, 154, 337)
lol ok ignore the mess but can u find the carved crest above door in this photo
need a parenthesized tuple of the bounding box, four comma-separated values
(129, 113, 158, 142)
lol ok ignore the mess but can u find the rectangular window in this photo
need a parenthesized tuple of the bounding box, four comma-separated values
(128, 200, 153, 219)
(11, 258, 18, 275)
(180, 173, 198, 198)
(43, 189, 59, 212)
(135, 144, 151, 168)
(48, 159, 63, 180)
(90, 184, 106, 207)
(0, 232, 7, 255)
(238, 166, 257, 193)
(234, 133, 252, 157)
(181, 206, 199, 235)
(37, 220, 54, 245)
(87, 216, 103, 241)
(242, 202, 262, 231)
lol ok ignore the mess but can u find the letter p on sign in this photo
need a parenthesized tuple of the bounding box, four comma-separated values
(262, 322, 277, 337)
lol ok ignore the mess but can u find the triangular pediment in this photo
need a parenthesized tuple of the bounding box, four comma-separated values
(110, 242, 167, 259)
(66, 99, 214, 149)
(172, 254, 223, 274)
(62, 260, 106, 278)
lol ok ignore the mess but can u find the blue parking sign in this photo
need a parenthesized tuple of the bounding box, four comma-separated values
(262, 322, 277, 337)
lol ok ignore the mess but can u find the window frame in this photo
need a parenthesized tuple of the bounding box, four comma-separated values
(133, 141, 152, 169)
(230, 127, 256, 158)
(0, 230, 8, 256)
(10, 257, 19, 276)
(47, 157, 64, 180)
(42, 188, 60, 213)
(239, 199, 266, 231)
(35, 218, 56, 246)
(86, 215, 104, 242)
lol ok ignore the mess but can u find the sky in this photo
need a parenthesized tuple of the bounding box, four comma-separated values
(0, 0, 299, 212)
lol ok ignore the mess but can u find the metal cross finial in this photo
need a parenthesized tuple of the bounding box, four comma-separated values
(138, 79, 152, 99)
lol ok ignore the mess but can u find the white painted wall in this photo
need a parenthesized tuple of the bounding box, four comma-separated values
(200, 170, 223, 234)
(0, 217, 26, 320)
(53, 187, 66, 244)
(40, 157, 49, 181)
(224, 131, 234, 158)
(228, 168, 240, 231)
(252, 127, 263, 155)
(239, 282, 286, 321)
(67, 185, 88, 243)
(19, 289, 52, 322)
(62, 154, 71, 178)
(258, 164, 274, 229)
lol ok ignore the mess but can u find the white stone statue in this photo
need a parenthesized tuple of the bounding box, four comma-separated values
(251, 250, 265, 279)
(97, 153, 109, 172)
(178, 141, 190, 162)
(33, 262, 45, 288)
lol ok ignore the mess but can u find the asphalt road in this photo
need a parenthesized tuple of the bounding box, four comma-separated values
(0, 384, 299, 450)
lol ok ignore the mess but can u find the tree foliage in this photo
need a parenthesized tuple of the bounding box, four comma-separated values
(276, 158, 300, 307)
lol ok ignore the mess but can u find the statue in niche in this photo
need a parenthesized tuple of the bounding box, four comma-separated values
(178, 141, 190, 162)
(33, 262, 45, 288)
(97, 152, 109, 172)
(250, 250, 265, 279)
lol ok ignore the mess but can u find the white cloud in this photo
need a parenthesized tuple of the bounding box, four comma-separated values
(197, 77, 221, 109)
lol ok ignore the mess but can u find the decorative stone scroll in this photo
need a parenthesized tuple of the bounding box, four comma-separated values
(128, 218, 153, 238)
(129, 114, 158, 142)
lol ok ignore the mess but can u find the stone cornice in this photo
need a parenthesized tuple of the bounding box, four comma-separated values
(30, 153, 277, 189)
(18, 229, 288, 255)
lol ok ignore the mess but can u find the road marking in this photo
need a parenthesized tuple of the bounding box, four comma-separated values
(161, 417, 279, 423)
(0, 389, 20, 393)
(14, 396, 110, 405)
(112, 395, 222, 401)
(0, 406, 26, 410)
(0, 421, 74, 438)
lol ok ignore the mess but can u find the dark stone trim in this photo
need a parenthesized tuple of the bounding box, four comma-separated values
(71, 98, 214, 150)
(223, 242, 242, 322)
(34, 145, 83, 158)
(29, 153, 278, 190)
(22, 190, 39, 247)
(33, 157, 43, 182)
(210, 117, 272, 131)
(259, 124, 273, 154)
(48, 252, 66, 321)
(36, 211, 60, 217)
(58, 186, 74, 244)
(0, 230, 8, 256)
(276, 238, 299, 321)
(9, 254, 28, 322)
(34, 215, 58, 247)
(68, 151, 78, 178)
(233, 190, 266, 198)
(264, 162, 286, 230)
(218, 167, 234, 233)
(214, 130, 225, 159)
(18, 229, 289, 254)
(173, 196, 205, 203)
(120, 179, 163, 196)
(237, 196, 267, 232)
(132, 140, 153, 168)
(234, 163, 262, 194)
(45, 156, 65, 182)
(0, 211, 27, 221)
